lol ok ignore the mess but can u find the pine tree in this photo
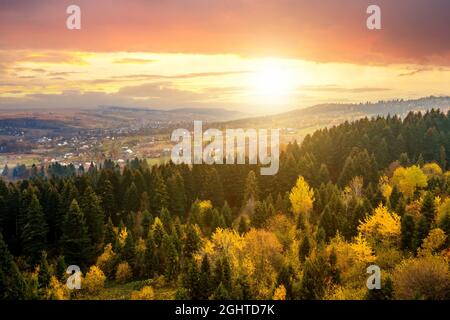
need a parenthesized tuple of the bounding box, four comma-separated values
(276, 264, 294, 299)
(22, 194, 48, 262)
(104, 217, 118, 250)
(299, 256, 328, 300)
(401, 214, 415, 250)
(151, 171, 169, 214)
(144, 233, 157, 278)
(141, 209, 153, 238)
(221, 201, 233, 227)
(124, 182, 140, 213)
(238, 217, 248, 234)
(0, 233, 28, 300)
(183, 223, 201, 258)
(183, 258, 200, 299)
(98, 179, 117, 222)
(61, 199, 92, 266)
(198, 255, 212, 299)
(299, 233, 311, 263)
(121, 231, 135, 267)
(80, 186, 105, 247)
(440, 146, 447, 170)
(38, 251, 51, 288)
(167, 172, 187, 218)
(416, 191, 436, 247)
(152, 217, 166, 248)
(162, 234, 179, 282)
(243, 170, 259, 204)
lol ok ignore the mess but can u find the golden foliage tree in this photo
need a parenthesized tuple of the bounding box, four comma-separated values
(393, 255, 450, 299)
(115, 261, 132, 284)
(130, 286, 155, 300)
(289, 176, 314, 216)
(83, 265, 106, 294)
(273, 284, 286, 300)
(358, 204, 401, 247)
(96, 243, 116, 277)
(418, 228, 447, 257)
(392, 165, 427, 199)
(45, 276, 69, 300)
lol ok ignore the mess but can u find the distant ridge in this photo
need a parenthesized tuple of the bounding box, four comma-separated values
(222, 96, 450, 132)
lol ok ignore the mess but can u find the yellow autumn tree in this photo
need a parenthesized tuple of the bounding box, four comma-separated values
(243, 229, 283, 299)
(437, 197, 450, 225)
(46, 276, 70, 300)
(421, 162, 443, 179)
(392, 165, 427, 199)
(130, 286, 155, 300)
(83, 265, 106, 294)
(358, 204, 401, 247)
(418, 228, 447, 257)
(289, 176, 314, 216)
(378, 175, 393, 201)
(115, 261, 132, 284)
(273, 284, 287, 300)
(96, 243, 116, 277)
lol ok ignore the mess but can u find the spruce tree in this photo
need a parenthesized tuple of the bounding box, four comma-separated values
(198, 255, 212, 299)
(61, 199, 92, 267)
(124, 182, 140, 213)
(0, 233, 28, 299)
(299, 233, 311, 263)
(401, 214, 415, 250)
(22, 194, 48, 262)
(80, 186, 105, 247)
(167, 172, 186, 218)
(38, 251, 51, 288)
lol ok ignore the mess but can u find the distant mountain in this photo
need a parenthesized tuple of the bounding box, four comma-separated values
(222, 96, 450, 133)
(169, 107, 247, 120)
(97, 105, 246, 122)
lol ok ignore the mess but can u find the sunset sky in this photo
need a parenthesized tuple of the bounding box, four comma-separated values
(0, 0, 449, 114)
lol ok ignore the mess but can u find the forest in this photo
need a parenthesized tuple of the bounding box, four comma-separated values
(1, 109, 450, 300)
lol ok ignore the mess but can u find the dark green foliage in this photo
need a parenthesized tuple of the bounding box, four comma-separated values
(401, 214, 415, 251)
(365, 276, 394, 300)
(299, 255, 329, 300)
(299, 233, 311, 263)
(61, 199, 92, 266)
(0, 233, 28, 299)
(38, 251, 51, 288)
(80, 186, 105, 247)
(22, 194, 48, 262)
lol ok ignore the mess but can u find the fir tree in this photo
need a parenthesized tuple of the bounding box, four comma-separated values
(80, 186, 105, 247)
(401, 214, 415, 250)
(22, 194, 48, 262)
(61, 199, 92, 266)
(0, 233, 28, 300)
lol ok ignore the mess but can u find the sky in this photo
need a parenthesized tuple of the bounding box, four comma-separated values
(0, 0, 449, 114)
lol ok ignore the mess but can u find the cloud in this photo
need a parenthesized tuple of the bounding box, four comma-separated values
(0, 0, 448, 65)
(113, 58, 157, 64)
(300, 85, 391, 93)
(397, 66, 448, 77)
(0, 82, 240, 110)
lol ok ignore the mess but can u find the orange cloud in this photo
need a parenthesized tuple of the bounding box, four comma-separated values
(0, 0, 448, 65)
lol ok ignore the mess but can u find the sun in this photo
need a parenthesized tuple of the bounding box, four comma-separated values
(248, 59, 297, 103)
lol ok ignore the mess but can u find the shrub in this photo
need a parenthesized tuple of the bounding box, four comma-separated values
(115, 261, 132, 284)
(96, 243, 116, 278)
(130, 286, 155, 300)
(45, 276, 69, 300)
(393, 255, 450, 299)
(83, 265, 106, 294)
